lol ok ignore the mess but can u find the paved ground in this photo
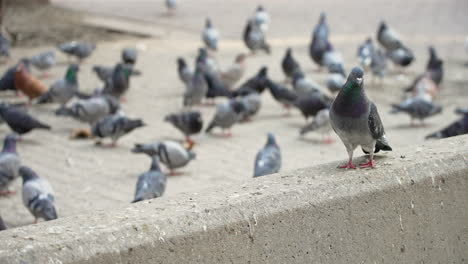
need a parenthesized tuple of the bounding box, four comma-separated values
(0, 0, 467, 228)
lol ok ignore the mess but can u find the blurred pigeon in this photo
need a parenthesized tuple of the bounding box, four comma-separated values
(132, 156, 166, 203)
(20, 166, 57, 223)
(425, 110, 468, 140)
(390, 97, 442, 125)
(0, 216, 6, 231)
(386, 44, 414, 68)
(36, 64, 79, 107)
(202, 18, 219, 51)
(57, 41, 96, 62)
(0, 33, 10, 59)
(184, 64, 208, 107)
(323, 43, 346, 76)
(233, 66, 268, 96)
(103, 63, 133, 99)
(293, 90, 331, 120)
(326, 73, 345, 93)
(0, 104, 50, 135)
(237, 92, 261, 121)
(0, 134, 21, 196)
(425, 46, 443, 85)
(376, 21, 401, 51)
(55, 95, 120, 125)
(406, 74, 439, 101)
(243, 19, 270, 54)
(0, 58, 31, 95)
(204, 69, 233, 102)
(165, 0, 176, 14)
(30, 50, 56, 78)
(300, 108, 333, 143)
(253, 5, 270, 32)
(253, 133, 281, 177)
(132, 140, 196, 174)
(205, 99, 245, 136)
(14, 62, 47, 102)
(281, 48, 301, 81)
(92, 65, 113, 82)
(330, 67, 392, 169)
(164, 111, 203, 144)
(357, 38, 374, 70)
(309, 12, 329, 68)
(92, 113, 145, 146)
(195, 48, 219, 75)
(265, 78, 298, 114)
(370, 49, 387, 81)
(122, 48, 137, 65)
(291, 70, 322, 96)
(220, 54, 247, 89)
(177, 57, 193, 85)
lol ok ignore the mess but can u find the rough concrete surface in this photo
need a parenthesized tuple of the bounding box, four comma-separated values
(0, 135, 467, 264)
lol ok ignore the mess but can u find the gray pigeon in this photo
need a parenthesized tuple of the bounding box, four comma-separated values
(326, 73, 345, 93)
(309, 13, 329, 68)
(205, 99, 245, 136)
(93, 65, 114, 82)
(0, 216, 6, 231)
(36, 64, 79, 106)
(293, 90, 332, 120)
(92, 113, 145, 146)
(426, 108, 468, 139)
(220, 54, 247, 89)
(253, 133, 281, 177)
(357, 38, 374, 70)
(20, 166, 57, 223)
(132, 156, 166, 203)
(132, 140, 196, 174)
(103, 63, 133, 99)
(0, 134, 21, 196)
(0, 104, 51, 135)
(322, 43, 346, 76)
(281, 48, 301, 80)
(330, 67, 392, 169)
(0, 33, 10, 59)
(202, 18, 219, 51)
(253, 5, 270, 33)
(237, 92, 261, 121)
(177, 57, 193, 85)
(265, 78, 298, 114)
(243, 18, 270, 54)
(30, 50, 56, 78)
(122, 48, 137, 65)
(377, 21, 401, 51)
(370, 49, 387, 81)
(55, 95, 120, 125)
(57, 41, 96, 62)
(390, 97, 442, 125)
(183, 64, 208, 107)
(164, 111, 203, 143)
(300, 108, 333, 143)
(386, 45, 414, 68)
(291, 70, 322, 96)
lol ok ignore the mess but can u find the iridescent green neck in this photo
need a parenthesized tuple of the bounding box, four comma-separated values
(65, 69, 77, 83)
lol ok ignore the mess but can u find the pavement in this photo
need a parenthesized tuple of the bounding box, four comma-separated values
(0, 0, 467, 228)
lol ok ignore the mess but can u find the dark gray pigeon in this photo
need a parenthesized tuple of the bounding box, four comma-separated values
(293, 90, 331, 120)
(205, 99, 245, 136)
(102, 63, 133, 99)
(183, 63, 208, 107)
(55, 95, 120, 125)
(0, 33, 10, 59)
(57, 41, 96, 62)
(281, 48, 301, 80)
(0, 134, 21, 196)
(253, 133, 281, 177)
(330, 67, 392, 169)
(20, 166, 57, 223)
(376, 21, 401, 51)
(164, 111, 203, 143)
(291, 70, 322, 96)
(0, 104, 51, 135)
(177, 57, 193, 85)
(203, 69, 233, 102)
(132, 156, 166, 203)
(265, 78, 298, 114)
(0, 216, 6, 231)
(122, 48, 137, 65)
(232, 66, 268, 96)
(30, 50, 56, 78)
(322, 43, 346, 76)
(386, 44, 414, 68)
(391, 97, 442, 125)
(202, 18, 219, 51)
(326, 73, 345, 93)
(36, 64, 79, 106)
(309, 12, 329, 68)
(243, 18, 270, 54)
(425, 109, 468, 139)
(92, 113, 145, 146)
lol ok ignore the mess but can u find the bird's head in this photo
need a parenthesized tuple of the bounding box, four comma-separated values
(347, 67, 364, 86)
(19, 166, 39, 183)
(266, 132, 277, 146)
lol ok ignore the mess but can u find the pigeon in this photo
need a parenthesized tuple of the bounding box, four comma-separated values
(330, 67, 392, 169)
(183, 63, 208, 107)
(132, 140, 196, 174)
(164, 111, 203, 144)
(370, 49, 387, 81)
(0, 33, 10, 59)
(265, 78, 298, 114)
(165, 0, 176, 14)
(57, 41, 96, 62)
(293, 90, 331, 120)
(390, 97, 442, 125)
(122, 48, 137, 65)
(92, 65, 114, 82)
(0, 58, 31, 95)
(291, 70, 322, 96)
(386, 44, 414, 68)
(0, 216, 6, 231)
(323, 43, 346, 76)
(20, 166, 57, 223)
(203, 69, 233, 102)
(0, 104, 51, 135)
(377, 21, 402, 51)
(202, 18, 219, 51)
(425, 109, 468, 140)
(30, 50, 56, 78)
(300, 108, 333, 143)
(357, 38, 374, 70)
(309, 12, 329, 68)
(0, 134, 21, 196)
(281, 48, 301, 80)
(195, 48, 219, 75)
(36, 64, 79, 106)
(177, 57, 193, 85)
(233, 66, 268, 96)
(102, 63, 133, 99)
(55, 95, 120, 125)
(14, 62, 48, 101)
(205, 99, 245, 136)
(326, 73, 345, 93)
(237, 92, 262, 121)
(253, 5, 270, 32)
(220, 53, 247, 89)
(92, 113, 145, 146)
(132, 156, 166, 203)
(425, 46, 443, 85)
(405, 74, 439, 101)
(243, 19, 270, 54)
(253, 133, 281, 177)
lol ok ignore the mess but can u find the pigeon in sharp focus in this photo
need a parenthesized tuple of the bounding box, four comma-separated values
(30, 50, 56, 78)
(253, 5, 270, 33)
(55, 95, 120, 125)
(253, 133, 281, 177)
(92, 113, 145, 147)
(103, 63, 133, 99)
(425, 109, 468, 139)
(309, 12, 329, 68)
(132, 156, 166, 203)
(377, 21, 401, 51)
(0, 104, 51, 135)
(20, 166, 57, 223)
(57, 41, 96, 62)
(281, 48, 301, 81)
(300, 108, 333, 143)
(243, 19, 270, 54)
(0, 134, 21, 196)
(184, 63, 208, 107)
(0, 216, 6, 231)
(0, 33, 10, 59)
(237, 92, 261, 121)
(232, 66, 268, 96)
(202, 18, 219, 51)
(291, 70, 322, 96)
(122, 48, 137, 65)
(132, 140, 196, 174)
(390, 97, 442, 125)
(265, 78, 298, 114)
(177, 57, 193, 85)
(164, 111, 203, 144)
(36, 64, 79, 107)
(0, 58, 31, 95)
(357, 38, 374, 70)
(220, 53, 247, 89)
(205, 99, 245, 136)
(330, 67, 392, 169)
(14, 62, 48, 102)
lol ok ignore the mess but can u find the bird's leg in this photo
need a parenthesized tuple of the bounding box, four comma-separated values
(33, 218, 38, 224)
(360, 149, 375, 168)
(0, 189, 16, 196)
(338, 147, 356, 169)
(120, 97, 127, 103)
(224, 129, 232, 137)
(322, 135, 334, 144)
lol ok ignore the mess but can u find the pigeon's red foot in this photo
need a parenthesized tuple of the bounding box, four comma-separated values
(323, 137, 334, 144)
(338, 161, 357, 169)
(0, 189, 16, 196)
(359, 160, 375, 169)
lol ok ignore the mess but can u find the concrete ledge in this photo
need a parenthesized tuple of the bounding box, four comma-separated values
(1, 136, 467, 263)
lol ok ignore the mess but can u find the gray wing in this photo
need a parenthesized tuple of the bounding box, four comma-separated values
(254, 146, 281, 177)
(368, 102, 385, 140)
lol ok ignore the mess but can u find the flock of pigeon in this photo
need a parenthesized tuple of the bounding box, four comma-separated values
(0, 3, 467, 230)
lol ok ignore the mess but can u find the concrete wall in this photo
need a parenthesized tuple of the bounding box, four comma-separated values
(0, 135, 467, 264)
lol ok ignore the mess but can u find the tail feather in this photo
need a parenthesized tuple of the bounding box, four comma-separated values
(425, 131, 441, 139)
(390, 104, 403, 114)
(36, 122, 51, 130)
(124, 119, 145, 132)
(55, 107, 73, 117)
(205, 120, 215, 133)
(36, 92, 52, 104)
(131, 197, 142, 203)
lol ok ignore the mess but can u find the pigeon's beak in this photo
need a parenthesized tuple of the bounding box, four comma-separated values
(356, 77, 363, 84)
